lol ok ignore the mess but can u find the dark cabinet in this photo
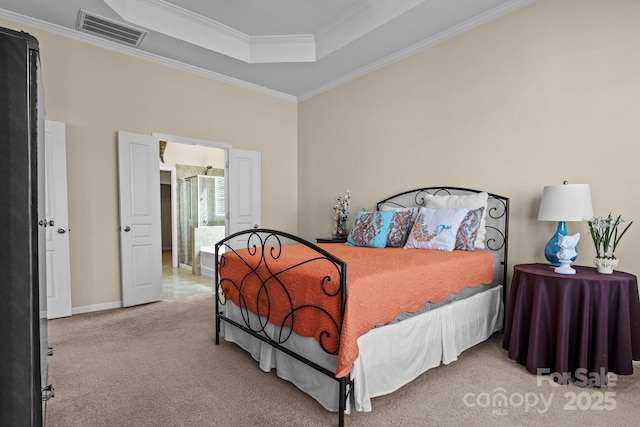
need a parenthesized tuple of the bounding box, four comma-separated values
(0, 26, 50, 425)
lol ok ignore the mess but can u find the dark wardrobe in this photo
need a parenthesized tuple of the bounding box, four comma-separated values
(0, 26, 52, 425)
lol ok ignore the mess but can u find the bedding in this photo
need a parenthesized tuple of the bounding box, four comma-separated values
(403, 207, 470, 251)
(423, 191, 489, 248)
(215, 187, 509, 426)
(221, 285, 503, 412)
(219, 244, 494, 378)
(345, 210, 394, 247)
(455, 207, 485, 250)
(381, 207, 418, 247)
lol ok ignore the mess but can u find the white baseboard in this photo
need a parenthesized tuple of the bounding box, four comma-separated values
(72, 301, 122, 315)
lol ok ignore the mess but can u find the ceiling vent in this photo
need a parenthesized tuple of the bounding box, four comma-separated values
(77, 10, 147, 47)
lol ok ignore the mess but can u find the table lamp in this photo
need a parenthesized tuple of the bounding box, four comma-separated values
(537, 182, 593, 272)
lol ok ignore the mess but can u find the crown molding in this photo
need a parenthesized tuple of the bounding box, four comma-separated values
(315, 0, 426, 60)
(102, 0, 439, 64)
(0, 8, 297, 103)
(250, 34, 316, 63)
(104, 0, 317, 63)
(2, 0, 536, 103)
(299, 0, 536, 101)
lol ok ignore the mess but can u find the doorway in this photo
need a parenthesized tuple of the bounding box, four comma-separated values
(118, 131, 260, 307)
(156, 136, 227, 300)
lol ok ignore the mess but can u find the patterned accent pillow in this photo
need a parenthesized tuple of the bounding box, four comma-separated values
(384, 207, 418, 247)
(346, 210, 395, 248)
(424, 192, 489, 249)
(404, 207, 470, 251)
(455, 207, 485, 251)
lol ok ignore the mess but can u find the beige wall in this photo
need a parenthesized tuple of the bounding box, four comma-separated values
(298, 0, 640, 278)
(3, 0, 639, 309)
(1, 18, 298, 309)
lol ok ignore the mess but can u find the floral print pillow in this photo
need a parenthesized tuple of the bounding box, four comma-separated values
(385, 208, 418, 247)
(455, 207, 485, 251)
(346, 210, 395, 248)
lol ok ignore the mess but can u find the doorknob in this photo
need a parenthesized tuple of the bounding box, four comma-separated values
(253, 224, 259, 229)
(48, 220, 55, 227)
(123, 226, 131, 232)
(57, 228, 66, 234)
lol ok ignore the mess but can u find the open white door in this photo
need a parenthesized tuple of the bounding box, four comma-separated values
(44, 120, 72, 319)
(228, 149, 261, 248)
(118, 131, 162, 307)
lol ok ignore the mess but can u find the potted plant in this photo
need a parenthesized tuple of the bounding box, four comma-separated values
(587, 214, 633, 273)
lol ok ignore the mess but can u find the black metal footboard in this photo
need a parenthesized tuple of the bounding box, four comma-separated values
(214, 229, 349, 426)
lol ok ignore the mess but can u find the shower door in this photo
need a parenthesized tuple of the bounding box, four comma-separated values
(178, 175, 223, 267)
(178, 177, 196, 267)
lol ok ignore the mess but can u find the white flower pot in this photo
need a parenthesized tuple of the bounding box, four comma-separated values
(594, 257, 618, 274)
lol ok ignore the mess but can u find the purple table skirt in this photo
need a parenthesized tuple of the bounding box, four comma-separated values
(502, 263, 640, 383)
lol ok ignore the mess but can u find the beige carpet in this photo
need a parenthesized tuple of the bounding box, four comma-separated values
(46, 294, 640, 426)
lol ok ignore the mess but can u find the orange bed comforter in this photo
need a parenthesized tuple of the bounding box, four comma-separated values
(219, 244, 494, 378)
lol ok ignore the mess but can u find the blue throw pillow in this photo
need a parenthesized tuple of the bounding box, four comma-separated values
(346, 210, 395, 248)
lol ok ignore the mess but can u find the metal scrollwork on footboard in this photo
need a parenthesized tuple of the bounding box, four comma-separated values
(215, 229, 346, 368)
(214, 229, 350, 426)
(215, 229, 346, 356)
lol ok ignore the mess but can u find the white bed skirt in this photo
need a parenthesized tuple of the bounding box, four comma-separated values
(221, 285, 503, 413)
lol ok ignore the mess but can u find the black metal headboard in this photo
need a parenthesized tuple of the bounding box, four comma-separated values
(376, 187, 510, 292)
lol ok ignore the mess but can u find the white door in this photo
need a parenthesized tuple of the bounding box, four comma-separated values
(44, 120, 72, 319)
(118, 131, 162, 307)
(228, 149, 261, 248)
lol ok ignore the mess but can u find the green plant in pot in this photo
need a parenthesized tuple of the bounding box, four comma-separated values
(588, 214, 633, 274)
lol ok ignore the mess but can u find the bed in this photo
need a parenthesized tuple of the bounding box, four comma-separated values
(214, 187, 509, 426)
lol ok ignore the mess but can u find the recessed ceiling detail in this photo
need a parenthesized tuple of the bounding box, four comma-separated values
(0, 0, 537, 99)
(103, 0, 317, 63)
(77, 9, 146, 47)
(102, 0, 431, 64)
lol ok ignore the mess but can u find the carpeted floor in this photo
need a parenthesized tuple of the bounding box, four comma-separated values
(45, 294, 640, 426)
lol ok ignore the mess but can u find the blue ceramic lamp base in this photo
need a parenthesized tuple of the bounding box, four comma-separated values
(544, 221, 578, 267)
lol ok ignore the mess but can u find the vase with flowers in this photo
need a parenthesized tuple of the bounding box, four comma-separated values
(332, 190, 350, 239)
(588, 214, 633, 274)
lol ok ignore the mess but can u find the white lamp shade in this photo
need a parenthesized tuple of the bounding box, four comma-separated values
(537, 183, 594, 222)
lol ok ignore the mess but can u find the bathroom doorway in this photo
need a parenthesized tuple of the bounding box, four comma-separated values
(158, 138, 227, 299)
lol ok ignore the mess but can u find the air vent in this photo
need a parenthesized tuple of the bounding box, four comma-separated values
(77, 10, 147, 47)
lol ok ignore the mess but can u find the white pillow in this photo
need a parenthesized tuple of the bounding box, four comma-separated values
(404, 207, 469, 251)
(424, 192, 489, 249)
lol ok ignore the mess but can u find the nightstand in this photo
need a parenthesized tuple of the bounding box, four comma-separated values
(316, 237, 347, 244)
(502, 263, 640, 385)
